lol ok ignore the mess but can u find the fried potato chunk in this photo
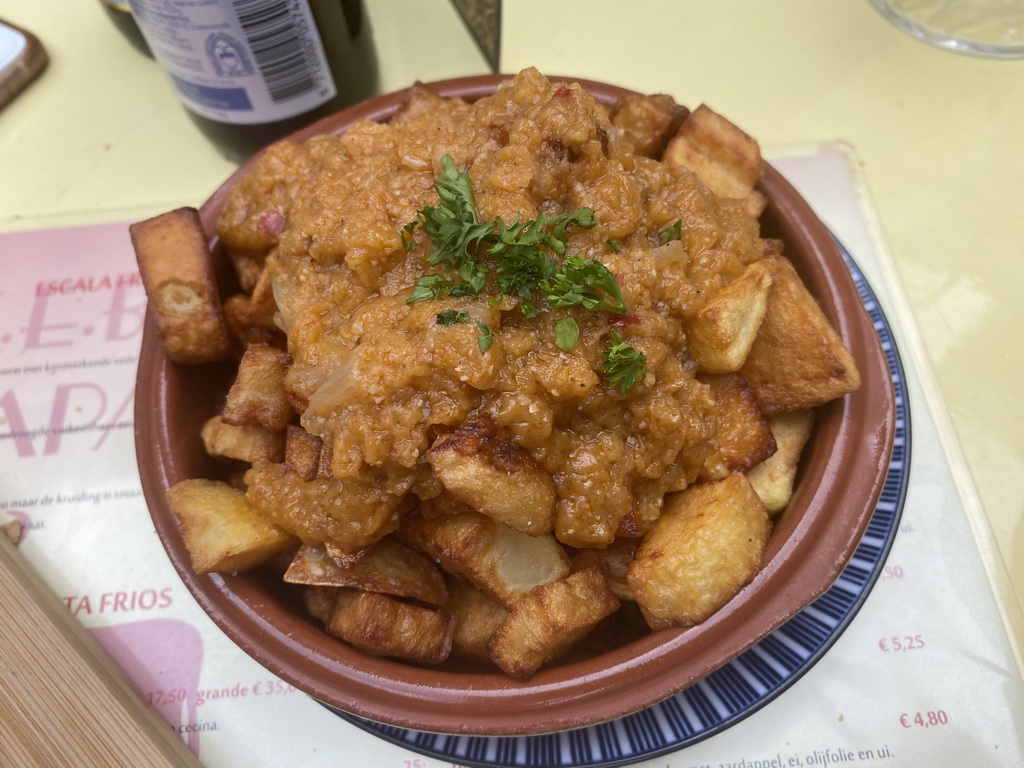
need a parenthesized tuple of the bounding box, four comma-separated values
(227, 250, 265, 294)
(627, 473, 770, 630)
(389, 81, 450, 127)
(326, 590, 453, 664)
(323, 541, 369, 568)
(741, 256, 861, 415)
(426, 417, 556, 535)
(245, 461, 404, 553)
(301, 585, 339, 623)
(401, 508, 570, 609)
(284, 539, 448, 608)
(447, 576, 509, 663)
(222, 343, 294, 431)
(201, 414, 285, 464)
(282, 424, 325, 481)
(488, 567, 620, 680)
(746, 409, 816, 515)
(223, 271, 286, 350)
(166, 479, 296, 574)
(662, 104, 765, 216)
(566, 538, 639, 601)
(130, 207, 232, 363)
(608, 92, 689, 158)
(686, 259, 774, 374)
(699, 372, 776, 481)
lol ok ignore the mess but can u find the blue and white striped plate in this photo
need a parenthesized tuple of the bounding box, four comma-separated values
(327, 239, 910, 768)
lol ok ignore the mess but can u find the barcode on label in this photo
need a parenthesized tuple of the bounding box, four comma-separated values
(231, 0, 318, 103)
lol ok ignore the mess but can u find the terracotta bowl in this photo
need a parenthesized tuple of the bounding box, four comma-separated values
(134, 74, 896, 736)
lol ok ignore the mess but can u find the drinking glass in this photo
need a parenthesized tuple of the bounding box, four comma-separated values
(870, 0, 1024, 57)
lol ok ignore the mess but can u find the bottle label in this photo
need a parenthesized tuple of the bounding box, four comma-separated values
(129, 0, 338, 125)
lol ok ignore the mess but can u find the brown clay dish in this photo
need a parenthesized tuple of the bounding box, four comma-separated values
(134, 74, 896, 735)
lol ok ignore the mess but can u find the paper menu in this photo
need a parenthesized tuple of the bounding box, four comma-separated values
(0, 150, 1021, 768)
(0, 220, 413, 765)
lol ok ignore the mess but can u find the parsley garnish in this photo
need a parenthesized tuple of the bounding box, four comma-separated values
(410, 274, 453, 303)
(412, 155, 492, 294)
(488, 209, 597, 317)
(540, 254, 627, 314)
(658, 220, 683, 245)
(554, 317, 579, 351)
(603, 330, 647, 394)
(436, 309, 470, 326)
(404, 155, 644, 390)
(475, 320, 494, 353)
(404, 154, 601, 309)
(400, 221, 418, 251)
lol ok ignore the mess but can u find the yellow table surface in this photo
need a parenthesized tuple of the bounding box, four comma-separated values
(2, 0, 1021, 660)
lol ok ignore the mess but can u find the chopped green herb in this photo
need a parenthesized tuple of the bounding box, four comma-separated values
(400, 221, 418, 251)
(403, 155, 634, 356)
(543, 207, 596, 249)
(554, 317, 579, 351)
(413, 155, 493, 294)
(488, 208, 597, 309)
(540, 255, 627, 314)
(403, 154, 601, 308)
(658, 219, 683, 245)
(606, 239, 622, 253)
(489, 216, 558, 315)
(603, 330, 647, 394)
(475, 320, 494, 353)
(408, 274, 453, 304)
(436, 309, 470, 326)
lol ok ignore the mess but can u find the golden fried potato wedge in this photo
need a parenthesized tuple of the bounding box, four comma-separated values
(230, 264, 281, 337)
(326, 589, 453, 664)
(566, 538, 639, 601)
(662, 104, 765, 215)
(401, 509, 570, 609)
(687, 259, 774, 374)
(283, 544, 360, 586)
(223, 277, 286, 350)
(284, 539, 448, 608)
(488, 567, 619, 680)
(130, 207, 232, 364)
(249, 260, 277, 307)
(627, 473, 770, 630)
(323, 541, 370, 568)
(419, 489, 477, 519)
(741, 256, 861, 415)
(389, 81, 450, 127)
(226, 249, 266, 294)
(201, 414, 285, 464)
(223, 294, 251, 338)
(608, 92, 689, 159)
(301, 584, 339, 623)
(166, 478, 296, 574)
(283, 424, 324, 481)
(222, 343, 294, 431)
(746, 409, 816, 515)
(426, 418, 556, 535)
(447, 576, 508, 663)
(699, 372, 776, 481)
(245, 461, 405, 553)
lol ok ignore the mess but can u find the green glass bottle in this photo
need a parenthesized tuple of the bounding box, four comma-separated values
(129, 0, 379, 162)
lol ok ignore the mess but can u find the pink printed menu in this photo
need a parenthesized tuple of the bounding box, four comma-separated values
(0, 221, 342, 761)
(1, 149, 1022, 768)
